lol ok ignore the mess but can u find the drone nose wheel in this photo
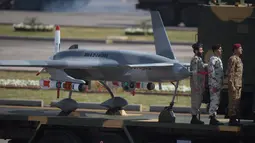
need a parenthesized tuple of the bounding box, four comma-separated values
(158, 81, 179, 123)
(99, 81, 128, 116)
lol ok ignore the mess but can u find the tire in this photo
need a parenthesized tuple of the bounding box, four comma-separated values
(37, 130, 82, 143)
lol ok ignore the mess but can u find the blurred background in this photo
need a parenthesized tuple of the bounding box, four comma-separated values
(2, 0, 254, 27)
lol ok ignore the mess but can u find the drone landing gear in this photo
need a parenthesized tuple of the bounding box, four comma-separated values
(99, 81, 128, 116)
(158, 81, 179, 123)
(54, 91, 79, 116)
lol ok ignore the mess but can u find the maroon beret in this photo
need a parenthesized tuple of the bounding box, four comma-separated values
(233, 43, 242, 49)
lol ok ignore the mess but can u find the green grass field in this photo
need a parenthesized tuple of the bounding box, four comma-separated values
(0, 25, 197, 43)
(0, 71, 50, 80)
(0, 88, 195, 111)
(0, 71, 200, 111)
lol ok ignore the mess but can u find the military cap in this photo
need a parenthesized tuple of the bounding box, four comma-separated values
(233, 43, 242, 50)
(192, 42, 203, 50)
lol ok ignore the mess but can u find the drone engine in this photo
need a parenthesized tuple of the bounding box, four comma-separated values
(147, 82, 155, 90)
(121, 81, 155, 92)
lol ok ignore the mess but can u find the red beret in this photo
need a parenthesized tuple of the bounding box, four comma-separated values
(233, 43, 242, 49)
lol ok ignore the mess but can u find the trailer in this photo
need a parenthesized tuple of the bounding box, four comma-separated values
(0, 105, 254, 143)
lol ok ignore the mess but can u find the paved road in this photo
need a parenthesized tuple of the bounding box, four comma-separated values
(0, 39, 193, 71)
(41, 0, 147, 14)
(0, 10, 197, 31)
(0, 10, 150, 28)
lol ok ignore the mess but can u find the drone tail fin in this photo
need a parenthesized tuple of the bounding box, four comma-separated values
(150, 11, 176, 60)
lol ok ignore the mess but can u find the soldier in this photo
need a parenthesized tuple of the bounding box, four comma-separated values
(208, 44, 224, 125)
(227, 43, 243, 126)
(190, 42, 207, 124)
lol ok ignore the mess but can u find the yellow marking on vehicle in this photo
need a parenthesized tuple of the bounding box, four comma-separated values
(218, 126, 240, 132)
(68, 111, 81, 117)
(28, 116, 48, 124)
(102, 120, 124, 128)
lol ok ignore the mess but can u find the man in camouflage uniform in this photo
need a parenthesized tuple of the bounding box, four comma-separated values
(208, 44, 224, 125)
(190, 42, 207, 124)
(227, 43, 243, 126)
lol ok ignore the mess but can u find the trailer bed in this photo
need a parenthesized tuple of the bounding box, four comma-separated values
(0, 106, 254, 143)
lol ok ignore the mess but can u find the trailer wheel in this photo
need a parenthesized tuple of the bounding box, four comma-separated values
(37, 130, 82, 143)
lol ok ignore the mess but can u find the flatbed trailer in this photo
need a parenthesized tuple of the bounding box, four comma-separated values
(0, 106, 254, 143)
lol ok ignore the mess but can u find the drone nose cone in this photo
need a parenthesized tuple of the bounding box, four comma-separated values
(173, 63, 190, 79)
(179, 66, 190, 78)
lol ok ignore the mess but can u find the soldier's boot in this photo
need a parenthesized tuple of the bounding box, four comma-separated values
(209, 115, 224, 125)
(190, 115, 204, 124)
(228, 115, 241, 126)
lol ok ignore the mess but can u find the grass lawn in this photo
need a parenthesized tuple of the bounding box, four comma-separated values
(0, 71, 50, 80)
(0, 25, 197, 43)
(0, 88, 195, 111)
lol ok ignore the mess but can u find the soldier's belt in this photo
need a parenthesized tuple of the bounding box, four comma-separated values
(197, 71, 208, 75)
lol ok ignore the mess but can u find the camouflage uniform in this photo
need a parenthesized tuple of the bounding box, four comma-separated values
(190, 55, 207, 116)
(227, 55, 243, 118)
(208, 55, 224, 117)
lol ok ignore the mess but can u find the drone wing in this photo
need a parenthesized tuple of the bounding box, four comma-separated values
(0, 59, 188, 70)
